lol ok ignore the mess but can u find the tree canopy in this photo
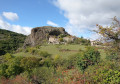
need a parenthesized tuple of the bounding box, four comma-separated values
(96, 16, 120, 51)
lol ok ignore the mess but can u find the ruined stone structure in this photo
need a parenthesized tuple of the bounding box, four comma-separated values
(91, 40, 102, 46)
(63, 36, 75, 42)
(23, 26, 69, 47)
(48, 36, 60, 44)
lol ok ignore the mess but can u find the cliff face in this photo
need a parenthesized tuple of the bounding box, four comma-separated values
(23, 26, 69, 47)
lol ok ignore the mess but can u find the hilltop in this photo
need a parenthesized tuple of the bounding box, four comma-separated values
(23, 26, 70, 47)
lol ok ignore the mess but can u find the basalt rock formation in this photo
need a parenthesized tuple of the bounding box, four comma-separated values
(23, 26, 69, 47)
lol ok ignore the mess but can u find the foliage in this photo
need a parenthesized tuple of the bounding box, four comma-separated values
(77, 46, 100, 72)
(0, 56, 24, 78)
(74, 37, 90, 45)
(0, 75, 31, 84)
(96, 16, 120, 51)
(58, 34, 67, 38)
(66, 55, 77, 69)
(105, 48, 119, 61)
(59, 38, 64, 42)
(20, 57, 40, 72)
(0, 29, 26, 55)
(94, 69, 120, 83)
(53, 55, 65, 68)
(4, 53, 14, 61)
(39, 51, 51, 58)
(55, 68, 89, 84)
(25, 47, 38, 54)
(0, 64, 8, 78)
(31, 67, 54, 84)
(85, 61, 120, 84)
(44, 58, 53, 67)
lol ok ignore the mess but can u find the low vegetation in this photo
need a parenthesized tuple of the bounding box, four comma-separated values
(0, 17, 120, 84)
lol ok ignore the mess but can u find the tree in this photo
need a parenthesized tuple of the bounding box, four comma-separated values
(96, 16, 120, 61)
(96, 16, 120, 51)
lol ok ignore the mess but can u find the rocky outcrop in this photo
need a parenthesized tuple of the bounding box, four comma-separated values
(23, 26, 69, 47)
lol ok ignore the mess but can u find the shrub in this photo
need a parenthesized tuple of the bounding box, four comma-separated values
(59, 38, 63, 42)
(44, 58, 53, 67)
(25, 47, 37, 54)
(66, 55, 77, 69)
(0, 56, 24, 78)
(77, 46, 100, 72)
(105, 48, 119, 61)
(0, 75, 31, 84)
(94, 69, 120, 83)
(31, 67, 54, 84)
(86, 61, 120, 83)
(39, 51, 51, 58)
(20, 57, 40, 72)
(0, 64, 8, 78)
(53, 55, 66, 68)
(4, 53, 14, 61)
(58, 34, 67, 38)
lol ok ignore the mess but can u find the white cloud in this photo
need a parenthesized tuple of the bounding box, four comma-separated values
(2, 12, 19, 21)
(0, 17, 31, 35)
(47, 20, 58, 27)
(53, 0, 120, 40)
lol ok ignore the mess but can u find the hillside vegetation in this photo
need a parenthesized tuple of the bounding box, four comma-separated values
(0, 29, 26, 55)
(0, 17, 120, 84)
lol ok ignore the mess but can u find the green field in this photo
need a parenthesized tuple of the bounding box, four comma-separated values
(14, 44, 84, 58)
(14, 44, 106, 59)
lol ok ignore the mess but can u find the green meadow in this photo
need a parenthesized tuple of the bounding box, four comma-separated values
(14, 44, 106, 59)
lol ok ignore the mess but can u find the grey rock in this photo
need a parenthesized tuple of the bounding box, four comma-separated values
(23, 26, 69, 47)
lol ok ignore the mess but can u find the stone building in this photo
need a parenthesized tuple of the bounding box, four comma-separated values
(48, 36, 60, 44)
(91, 40, 102, 46)
(48, 36, 75, 44)
(63, 36, 75, 42)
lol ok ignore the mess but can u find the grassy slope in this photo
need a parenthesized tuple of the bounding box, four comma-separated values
(14, 44, 85, 58)
(14, 44, 106, 59)
(40, 44, 85, 58)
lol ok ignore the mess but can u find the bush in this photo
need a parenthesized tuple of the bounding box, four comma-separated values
(39, 51, 51, 58)
(58, 34, 67, 38)
(44, 58, 53, 67)
(74, 38, 90, 45)
(0, 64, 8, 78)
(0, 56, 24, 78)
(86, 61, 120, 83)
(66, 55, 77, 69)
(0, 75, 31, 84)
(53, 55, 66, 68)
(25, 47, 38, 54)
(4, 53, 14, 61)
(105, 48, 119, 61)
(77, 46, 100, 72)
(31, 67, 54, 84)
(59, 38, 63, 42)
(20, 57, 40, 72)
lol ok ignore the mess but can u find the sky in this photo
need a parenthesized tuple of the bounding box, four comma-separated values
(0, 0, 120, 40)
